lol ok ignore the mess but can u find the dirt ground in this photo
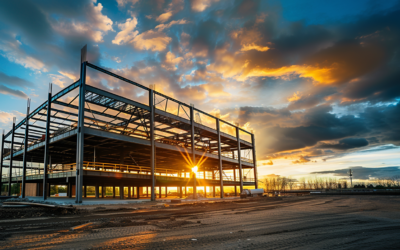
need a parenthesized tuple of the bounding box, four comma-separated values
(0, 195, 400, 249)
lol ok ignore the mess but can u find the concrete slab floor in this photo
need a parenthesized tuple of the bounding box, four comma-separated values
(22, 196, 240, 206)
(25, 196, 150, 205)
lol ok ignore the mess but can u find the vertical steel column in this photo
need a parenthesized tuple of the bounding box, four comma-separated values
(236, 127, 244, 192)
(190, 107, 196, 198)
(68, 182, 72, 198)
(216, 119, 224, 198)
(76, 47, 87, 203)
(149, 89, 156, 201)
(251, 133, 258, 189)
(0, 130, 5, 188)
(21, 99, 30, 198)
(8, 119, 15, 196)
(43, 86, 52, 200)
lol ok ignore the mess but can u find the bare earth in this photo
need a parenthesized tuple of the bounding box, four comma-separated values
(1, 195, 400, 249)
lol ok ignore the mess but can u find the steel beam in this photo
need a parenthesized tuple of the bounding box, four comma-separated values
(21, 99, 30, 198)
(149, 89, 156, 201)
(85, 85, 150, 111)
(4, 81, 79, 138)
(236, 127, 243, 192)
(43, 88, 52, 200)
(216, 118, 223, 198)
(0, 130, 4, 188)
(251, 133, 258, 188)
(75, 52, 86, 203)
(190, 106, 196, 198)
(7, 119, 15, 196)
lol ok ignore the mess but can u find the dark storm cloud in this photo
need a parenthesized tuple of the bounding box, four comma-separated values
(0, 0, 102, 74)
(0, 0, 53, 46)
(233, 101, 400, 158)
(0, 85, 28, 99)
(287, 87, 336, 110)
(0, 72, 34, 88)
(311, 166, 400, 179)
(0, 0, 399, 164)
(342, 69, 400, 104)
(230, 0, 260, 19)
(359, 145, 399, 153)
(318, 138, 369, 150)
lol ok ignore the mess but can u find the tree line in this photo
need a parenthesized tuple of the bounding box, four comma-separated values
(261, 175, 400, 191)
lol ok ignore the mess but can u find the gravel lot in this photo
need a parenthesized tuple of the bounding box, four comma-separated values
(0, 195, 399, 249)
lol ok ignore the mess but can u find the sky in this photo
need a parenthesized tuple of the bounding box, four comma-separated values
(0, 0, 399, 182)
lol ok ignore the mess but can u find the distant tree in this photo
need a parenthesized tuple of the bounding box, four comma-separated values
(287, 177, 296, 190)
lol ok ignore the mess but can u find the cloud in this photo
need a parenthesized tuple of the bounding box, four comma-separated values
(52, 1, 114, 43)
(0, 84, 28, 99)
(262, 160, 273, 165)
(132, 30, 172, 51)
(319, 138, 369, 150)
(58, 71, 77, 81)
(49, 74, 66, 88)
(112, 17, 139, 45)
(113, 17, 184, 51)
(359, 144, 399, 153)
(156, 11, 173, 23)
(191, 0, 219, 12)
(0, 38, 47, 72)
(292, 156, 310, 164)
(156, 0, 184, 23)
(161, 51, 183, 71)
(240, 43, 270, 52)
(0, 72, 33, 87)
(0, 0, 399, 168)
(311, 166, 400, 180)
(116, 0, 139, 7)
(287, 92, 302, 102)
(87, 2, 114, 33)
(0, 111, 16, 124)
(155, 19, 189, 31)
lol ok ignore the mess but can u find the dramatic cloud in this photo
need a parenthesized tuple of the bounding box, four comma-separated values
(112, 17, 139, 45)
(0, 85, 28, 99)
(0, 0, 400, 175)
(0, 72, 33, 88)
(156, 0, 184, 23)
(132, 30, 172, 51)
(319, 138, 369, 150)
(311, 166, 400, 180)
(191, 0, 219, 12)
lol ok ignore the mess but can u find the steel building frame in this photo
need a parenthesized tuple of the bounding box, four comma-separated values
(0, 47, 258, 203)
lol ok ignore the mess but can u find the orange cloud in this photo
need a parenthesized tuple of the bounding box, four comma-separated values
(156, 11, 173, 23)
(239, 64, 337, 84)
(112, 17, 138, 45)
(132, 30, 171, 51)
(155, 19, 188, 31)
(191, 0, 219, 12)
(287, 91, 302, 102)
(240, 43, 270, 52)
(262, 160, 274, 165)
(292, 156, 311, 164)
(156, 0, 184, 23)
(161, 51, 183, 71)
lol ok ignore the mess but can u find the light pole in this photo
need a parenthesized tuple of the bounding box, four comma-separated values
(192, 166, 198, 199)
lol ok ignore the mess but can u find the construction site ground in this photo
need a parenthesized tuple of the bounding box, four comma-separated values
(0, 195, 399, 249)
